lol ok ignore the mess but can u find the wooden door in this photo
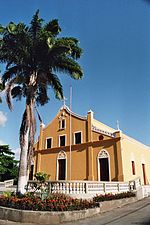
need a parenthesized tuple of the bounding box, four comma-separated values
(99, 158, 110, 181)
(58, 159, 66, 180)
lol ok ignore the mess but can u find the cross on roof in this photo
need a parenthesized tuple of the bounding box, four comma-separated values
(62, 96, 67, 107)
(116, 120, 120, 130)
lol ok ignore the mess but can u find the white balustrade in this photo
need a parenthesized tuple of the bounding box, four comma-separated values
(27, 178, 140, 196)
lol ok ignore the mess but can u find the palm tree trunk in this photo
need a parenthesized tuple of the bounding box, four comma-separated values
(17, 98, 36, 193)
(17, 128, 29, 193)
(17, 73, 37, 194)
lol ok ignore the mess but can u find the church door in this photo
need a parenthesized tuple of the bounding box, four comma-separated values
(99, 158, 110, 181)
(58, 159, 66, 180)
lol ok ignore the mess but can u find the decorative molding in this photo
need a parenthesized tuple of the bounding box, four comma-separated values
(98, 149, 109, 159)
(92, 125, 115, 138)
(57, 150, 66, 159)
(62, 105, 87, 120)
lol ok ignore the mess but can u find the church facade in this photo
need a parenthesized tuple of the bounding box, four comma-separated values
(33, 106, 150, 185)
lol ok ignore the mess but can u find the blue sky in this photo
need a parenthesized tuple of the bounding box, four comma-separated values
(0, 0, 150, 158)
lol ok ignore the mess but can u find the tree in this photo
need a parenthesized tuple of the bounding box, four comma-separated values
(0, 145, 18, 183)
(0, 10, 83, 193)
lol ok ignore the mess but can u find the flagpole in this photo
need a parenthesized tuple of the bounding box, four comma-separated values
(69, 86, 72, 180)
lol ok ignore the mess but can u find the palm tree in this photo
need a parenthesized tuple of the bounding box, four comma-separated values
(0, 10, 83, 193)
(0, 82, 3, 103)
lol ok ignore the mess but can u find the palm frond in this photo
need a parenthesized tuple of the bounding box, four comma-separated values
(35, 105, 42, 123)
(11, 86, 22, 100)
(53, 56, 83, 80)
(30, 9, 43, 39)
(44, 19, 61, 36)
(55, 37, 83, 59)
(36, 85, 49, 106)
(47, 72, 63, 99)
(2, 66, 20, 84)
(5, 78, 16, 111)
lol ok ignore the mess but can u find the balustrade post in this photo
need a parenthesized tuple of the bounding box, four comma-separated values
(48, 182, 52, 195)
(85, 182, 89, 194)
(103, 183, 106, 193)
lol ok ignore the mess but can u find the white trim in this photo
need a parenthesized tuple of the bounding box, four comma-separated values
(92, 119, 116, 133)
(59, 134, 67, 147)
(45, 137, 53, 149)
(97, 149, 111, 181)
(56, 150, 67, 180)
(62, 105, 87, 120)
(92, 125, 115, 138)
(59, 118, 66, 130)
(74, 131, 82, 144)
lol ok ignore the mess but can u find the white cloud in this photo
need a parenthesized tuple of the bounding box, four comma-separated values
(0, 111, 7, 126)
(0, 139, 6, 145)
(13, 147, 20, 160)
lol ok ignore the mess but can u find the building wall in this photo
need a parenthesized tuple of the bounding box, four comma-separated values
(121, 134, 150, 185)
(92, 131, 113, 141)
(34, 107, 150, 184)
(35, 144, 88, 180)
(92, 143, 116, 181)
(38, 109, 87, 150)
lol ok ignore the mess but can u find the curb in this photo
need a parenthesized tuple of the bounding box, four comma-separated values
(0, 206, 101, 224)
(0, 197, 137, 224)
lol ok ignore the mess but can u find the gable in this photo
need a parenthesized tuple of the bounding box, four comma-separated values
(40, 106, 87, 149)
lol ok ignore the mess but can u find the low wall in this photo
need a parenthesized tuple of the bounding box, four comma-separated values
(0, 206, 101, 224)
(0, 197, 137, 224)
(136, 185, 150, 200)
(99, 197, 137, 213)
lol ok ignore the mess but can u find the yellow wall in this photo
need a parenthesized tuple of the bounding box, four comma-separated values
(35, 144, 87, 180)
(39, 109, 87, 149)
(122, 134, 150, 184)
(92, 131, 113, 141)
(34, 106, 150, 184)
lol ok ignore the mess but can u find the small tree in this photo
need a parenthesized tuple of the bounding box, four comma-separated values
(0, 145, 19, 183)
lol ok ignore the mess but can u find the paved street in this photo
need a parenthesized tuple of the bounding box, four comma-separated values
(1, 197, 150, 225)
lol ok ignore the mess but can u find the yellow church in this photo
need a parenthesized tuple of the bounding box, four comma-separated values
(33, 105, 150, 185)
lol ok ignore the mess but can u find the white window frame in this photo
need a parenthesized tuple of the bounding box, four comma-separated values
(45, 137, 53, 149)
(59, 119, 66, 130)
(74, 131, 82, 145)
(59, 134, 67, 147)
(56, 150, 67, 180)
(97, 149, 111, 181)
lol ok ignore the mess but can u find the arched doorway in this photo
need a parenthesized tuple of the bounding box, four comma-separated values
(57, 150, 67, 180)
(98, 149, 110, 181)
